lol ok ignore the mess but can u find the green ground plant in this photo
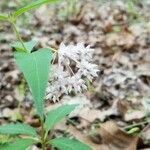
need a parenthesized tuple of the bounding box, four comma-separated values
(58, 0, 79, 20)
(0, 0, 92, 150)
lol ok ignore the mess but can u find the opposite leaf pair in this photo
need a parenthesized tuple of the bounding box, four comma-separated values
(0, 41, 92, 150)
(0, 0, 94, 149)
(0, 104, 91, 150)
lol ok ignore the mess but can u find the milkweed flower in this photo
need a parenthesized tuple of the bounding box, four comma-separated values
(46, 42, 99, 102)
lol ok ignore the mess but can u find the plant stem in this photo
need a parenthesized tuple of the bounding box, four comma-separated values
(11, 22, 27, 52)
(41, 120, 46, 150)
(124, 119, 150, 130)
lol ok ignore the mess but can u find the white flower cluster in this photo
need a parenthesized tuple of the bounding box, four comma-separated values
(46, 43, 99, 102)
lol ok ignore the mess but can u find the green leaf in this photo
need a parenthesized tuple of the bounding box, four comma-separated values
(49, 137, 92, 150)
(11, 40, 38, 53)
(0, 139, 35, 150)
(0, 135, 13, 144)
(0, 123, 37, 137)
(13, 0, 59, 17)
(44, 105, 77, 132)
(14, 48, 52, 119)
(0, 13, 8, 21)
(126, 0, 138, 17)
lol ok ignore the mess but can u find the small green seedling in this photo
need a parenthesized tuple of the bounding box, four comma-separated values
(0, 0, 92, 150)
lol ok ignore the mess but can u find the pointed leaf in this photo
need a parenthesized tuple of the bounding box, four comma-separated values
(11, 40, 38, 53)
(14, 48, 52, 118)
(44, 105, 77, 132)
(0, 13, 8, 21)
(0, 139, 35, 150)
(49, 137, 92, 150)
(0, 123, 37, 136)
(14, 0, 59, 17)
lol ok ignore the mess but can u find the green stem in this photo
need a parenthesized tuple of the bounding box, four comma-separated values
(41, 120, 46, 150)
(123, 119, 150, 130)
(11, 22, 27, 52)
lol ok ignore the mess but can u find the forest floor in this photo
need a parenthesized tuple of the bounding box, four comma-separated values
(0, 0, 150, 149)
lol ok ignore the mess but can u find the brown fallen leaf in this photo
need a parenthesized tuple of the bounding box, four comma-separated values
(68, 125, 100, 150)
(117, 99, 147, 122)
(99, 121, 139, 150)
(124, 110, 146, 122)
(67, 121, 139, 150)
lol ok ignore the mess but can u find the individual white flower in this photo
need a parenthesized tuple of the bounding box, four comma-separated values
(58, 43, 79, 65)
(67, 74, 87, 93)
(76, 43, 94, 61)
(46, 42, 99, 102)
(77, 60, 99, 80)
(46, 66, 69, 102)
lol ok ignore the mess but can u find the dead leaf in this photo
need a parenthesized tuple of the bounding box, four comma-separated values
(68, 121, 139, 150)
(73, 99, 119, 123)
(124, 110, 146, 122)
(117, 99, 147, 122)
(68, 125, 100, 150)
(99, 121, 139, 150)
(1, 108, 22, 121)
